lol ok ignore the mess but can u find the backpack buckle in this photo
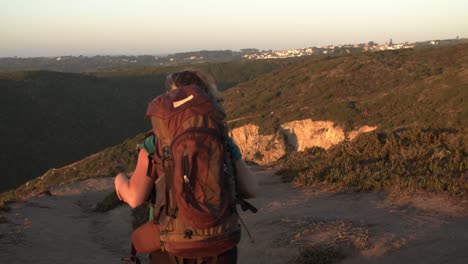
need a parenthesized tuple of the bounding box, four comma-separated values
(184, 230, 193, 239)
(162, 145, 171, 161)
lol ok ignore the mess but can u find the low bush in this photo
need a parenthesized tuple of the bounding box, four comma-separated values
(278, 128, 468, 195)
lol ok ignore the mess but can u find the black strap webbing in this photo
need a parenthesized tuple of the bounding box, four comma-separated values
(122, 243, 140, 264)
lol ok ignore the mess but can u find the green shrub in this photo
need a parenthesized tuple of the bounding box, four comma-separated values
(278, 128, 468, 195)
(253, 150, 265, 161)
(0, 190, 15, 211)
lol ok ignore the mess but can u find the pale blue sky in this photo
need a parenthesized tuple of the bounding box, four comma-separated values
(1, 0, 467, 57)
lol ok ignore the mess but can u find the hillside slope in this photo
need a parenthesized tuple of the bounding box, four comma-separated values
(225, 44, 468, 133)
(2, 43, 467, 204)
(0, 59, 298, 191)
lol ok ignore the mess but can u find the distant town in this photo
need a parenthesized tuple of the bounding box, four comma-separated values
(0, 38, 465, 73)
(163, 37, 465, 62)
(235, 38, 464, 60)
(241, 39, 417, 60)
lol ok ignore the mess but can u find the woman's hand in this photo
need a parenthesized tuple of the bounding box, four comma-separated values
(112, 149, 155, 208)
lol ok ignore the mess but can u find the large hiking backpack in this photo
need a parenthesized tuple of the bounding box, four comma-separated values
(145, 85, 241, 258)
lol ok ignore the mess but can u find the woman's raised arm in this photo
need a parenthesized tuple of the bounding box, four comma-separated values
(114, 148, 154, 208)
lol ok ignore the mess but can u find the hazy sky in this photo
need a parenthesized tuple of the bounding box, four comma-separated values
(1, 0, 467, 57)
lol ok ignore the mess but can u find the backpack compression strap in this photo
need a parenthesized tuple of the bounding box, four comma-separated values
(122, 244, 141, 264)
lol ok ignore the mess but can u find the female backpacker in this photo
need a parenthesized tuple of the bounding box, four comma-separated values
(114, 70, 258, 264)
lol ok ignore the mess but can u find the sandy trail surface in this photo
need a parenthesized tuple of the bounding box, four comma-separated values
(1, 166, 467, 264)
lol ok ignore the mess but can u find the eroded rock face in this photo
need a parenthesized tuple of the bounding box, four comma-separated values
(280, 120, 345, 151)
(230, 124, 286, 165)
(230, 119, 376, 164)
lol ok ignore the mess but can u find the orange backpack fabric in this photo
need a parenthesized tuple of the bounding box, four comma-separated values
(131, 221, 161, 254)
(145, 85, 240, 258)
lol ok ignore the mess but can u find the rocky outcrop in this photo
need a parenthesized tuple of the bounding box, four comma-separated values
(230, 124, 286, 165)
(230, 119, 376, 164)
(280, 120, 345, 151)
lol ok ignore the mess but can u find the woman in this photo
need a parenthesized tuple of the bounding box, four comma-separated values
(115, 70, 258, 264)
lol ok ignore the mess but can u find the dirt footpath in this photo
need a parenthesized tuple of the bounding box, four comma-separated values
(0, 178, 133, 263)
(1, 166, 467, 264)
(238, 166, 468, 264)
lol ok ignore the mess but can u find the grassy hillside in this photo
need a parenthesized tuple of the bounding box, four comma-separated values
(222, 44, 467, 196)
(0, 58, 299, 192)
(224, 44, 468, 133)
(278, 128, 467, 194)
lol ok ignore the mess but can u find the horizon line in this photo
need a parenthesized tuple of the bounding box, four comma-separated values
(1, 36, 465, 59)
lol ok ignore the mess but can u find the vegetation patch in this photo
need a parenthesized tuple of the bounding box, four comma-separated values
(0, 191, 15, 211)
(94, 191, 123, 212)
(278, 128, 468, 195)
(277, 217, 368, 264)
(288, 245, 345, 264)
(253, 150, 265, 161)
(290, 220, 370, 250)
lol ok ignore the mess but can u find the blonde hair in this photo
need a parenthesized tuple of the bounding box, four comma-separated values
(166, 69, 225, 115)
